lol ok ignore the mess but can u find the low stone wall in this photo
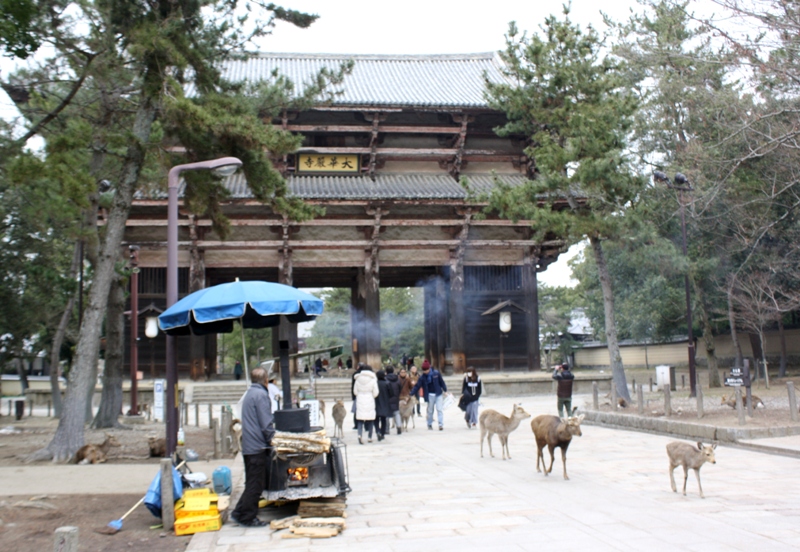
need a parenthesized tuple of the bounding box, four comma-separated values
(582, 410, 800, 442)
(451, 373, 613, 397)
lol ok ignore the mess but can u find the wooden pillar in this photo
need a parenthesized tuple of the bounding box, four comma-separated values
(351, 285, 366, 366)
(435, 276, 448, 372)
(423, 280, 435, 365)
(448, 264, 466, 373)
(523, 252, 541, 371)
(278, 255, 298, 375)
(361, 268, 382, 369)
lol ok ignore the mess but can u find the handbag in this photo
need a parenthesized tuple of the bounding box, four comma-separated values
(457, 394, 468, 412)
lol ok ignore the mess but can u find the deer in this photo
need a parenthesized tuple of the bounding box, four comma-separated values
(530, 414, 584, 480)
(331, 399, 346, 439)
(721, 394, 764, 409)
(667, 441, 717, 498)
(148, 436, 167, 458)
(399, 396, 417, 431)
(74, 433, 121, 464)
(479, 404, 531, 460)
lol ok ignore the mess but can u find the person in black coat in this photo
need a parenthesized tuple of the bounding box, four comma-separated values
(351, 363, 364, 429)
(375, 370, 392, 441)
(385, 366, 402, 434)
(461, 367, 482, 428)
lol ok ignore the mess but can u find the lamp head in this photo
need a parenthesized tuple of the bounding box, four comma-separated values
(145, 316, 159, 338)
(209, 157, 243, 177)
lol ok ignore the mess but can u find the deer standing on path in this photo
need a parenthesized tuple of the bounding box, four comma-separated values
(531, 414, 584, 480)
(479, 404, 531, 460)
(332, 400, 346, 439)
(667, 441, 717, 498)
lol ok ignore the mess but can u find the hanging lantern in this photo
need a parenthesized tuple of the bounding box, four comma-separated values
(145, 316, 159, 339)
(499, 311, 512, 333)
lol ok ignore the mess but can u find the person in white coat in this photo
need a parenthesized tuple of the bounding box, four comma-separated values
(353, 365, 379, 444)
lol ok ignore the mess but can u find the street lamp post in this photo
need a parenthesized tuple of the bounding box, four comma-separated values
(128, 245, 140, 416)
(654, 171, 697, 397)
(165, 157, 243, 456)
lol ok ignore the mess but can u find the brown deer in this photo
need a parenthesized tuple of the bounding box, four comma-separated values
(667, 441, 717, 498)
(531, 414, 584, 480)
(479, 404, 531, 460)
(721, 394, 764, 409)
(399, 397, 417, 431)
(331, 399, 346, 439)
(148, 436, 167, 458)
(74, 433, 121, 464)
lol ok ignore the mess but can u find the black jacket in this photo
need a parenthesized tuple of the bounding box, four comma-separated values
(376, 378, 392, 418)
(461, 375, 482, 404)
(386, 372, 401, 412)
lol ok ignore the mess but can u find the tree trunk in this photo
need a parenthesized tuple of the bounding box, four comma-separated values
(726, 278, 744, 368)
(590, 236, 630, 402)
(28, 75, 158, 463)
(778, 318, 787, 378)
(49, 243, 82, 418)
(16, 358, 30, 393)
(693, 284, 721, 388)
(92, 272, 126, 428)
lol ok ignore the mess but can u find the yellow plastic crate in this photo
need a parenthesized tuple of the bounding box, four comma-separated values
(174, 514, 222, 536)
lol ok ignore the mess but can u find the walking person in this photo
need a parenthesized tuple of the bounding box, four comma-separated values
(375, 370, 392, 441)
(233, 360, 243, 381)
(353, 364, 378, 444)
(230, 368, 274, 527)
(386, 366, 403, 434)
(410, 360, 447, 431)
(461, 367, 482, 428)
(350, 363, 364, 429)
(408, 364, 422, 417)
(553, 363, 575, 418)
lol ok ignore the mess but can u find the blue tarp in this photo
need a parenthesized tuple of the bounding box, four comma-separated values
(144, 466, 184, 518)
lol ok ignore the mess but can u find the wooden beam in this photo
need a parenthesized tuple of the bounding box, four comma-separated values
(130, 239, 565, 250)
(295, 147, 505, 156)
(286, 124, 463, 134)
(124, 217, 537, 228)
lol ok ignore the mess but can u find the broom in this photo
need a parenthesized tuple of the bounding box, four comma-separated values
(94, 496, 145, 535)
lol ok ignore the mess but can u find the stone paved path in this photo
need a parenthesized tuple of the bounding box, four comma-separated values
(189, 394, 800, 552)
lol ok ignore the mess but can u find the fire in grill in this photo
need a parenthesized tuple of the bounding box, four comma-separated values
(287, 467, 309, 485)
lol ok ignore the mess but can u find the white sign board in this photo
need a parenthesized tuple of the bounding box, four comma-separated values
(153, 379, 165, 422)
(299, 399, 320, 427)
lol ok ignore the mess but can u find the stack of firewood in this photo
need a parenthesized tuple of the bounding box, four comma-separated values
(270, 498, 347, 539)
(271, 430, 331, 454)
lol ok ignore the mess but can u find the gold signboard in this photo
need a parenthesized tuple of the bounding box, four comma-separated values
(296, 154, 360, 174)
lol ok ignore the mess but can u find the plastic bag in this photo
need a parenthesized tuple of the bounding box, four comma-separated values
(442, 392, 455, 410)
(144, 466, 184, 518)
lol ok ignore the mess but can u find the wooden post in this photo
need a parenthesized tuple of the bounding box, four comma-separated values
(696, 374, 704, 419)
(611, 382, 617, 408)
(788, 382, 798, 422)
(212, 419, 220, 459)
(194, 403, 200, 427)
(29, 399, 33, 417)
(632, 377, 636, 391)
(637, 384, 644, 415)
(735, 386, 746, 425)
(664, 385, 671, 416)
(208, 404, 213, 429)
(160, 458, 175, 531)
(47, 400, 51, 418)
(681, 374, 685, 389)
(649, 377, 653, 393)
(220, 409, 232, 455)
(53, 526, 79, 552)
(592, 381, 599, 410)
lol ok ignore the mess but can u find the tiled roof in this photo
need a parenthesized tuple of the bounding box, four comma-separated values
(218, 52, 509, 108)
(168, 173, 524, 201)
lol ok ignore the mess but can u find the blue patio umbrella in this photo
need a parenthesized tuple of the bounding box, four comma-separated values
(158, 280, 323, 384)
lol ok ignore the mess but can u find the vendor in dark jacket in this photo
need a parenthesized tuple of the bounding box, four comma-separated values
(231, 367, 274, 527)
(375, 370, 392, 441)
(552, 363, 575, 419)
